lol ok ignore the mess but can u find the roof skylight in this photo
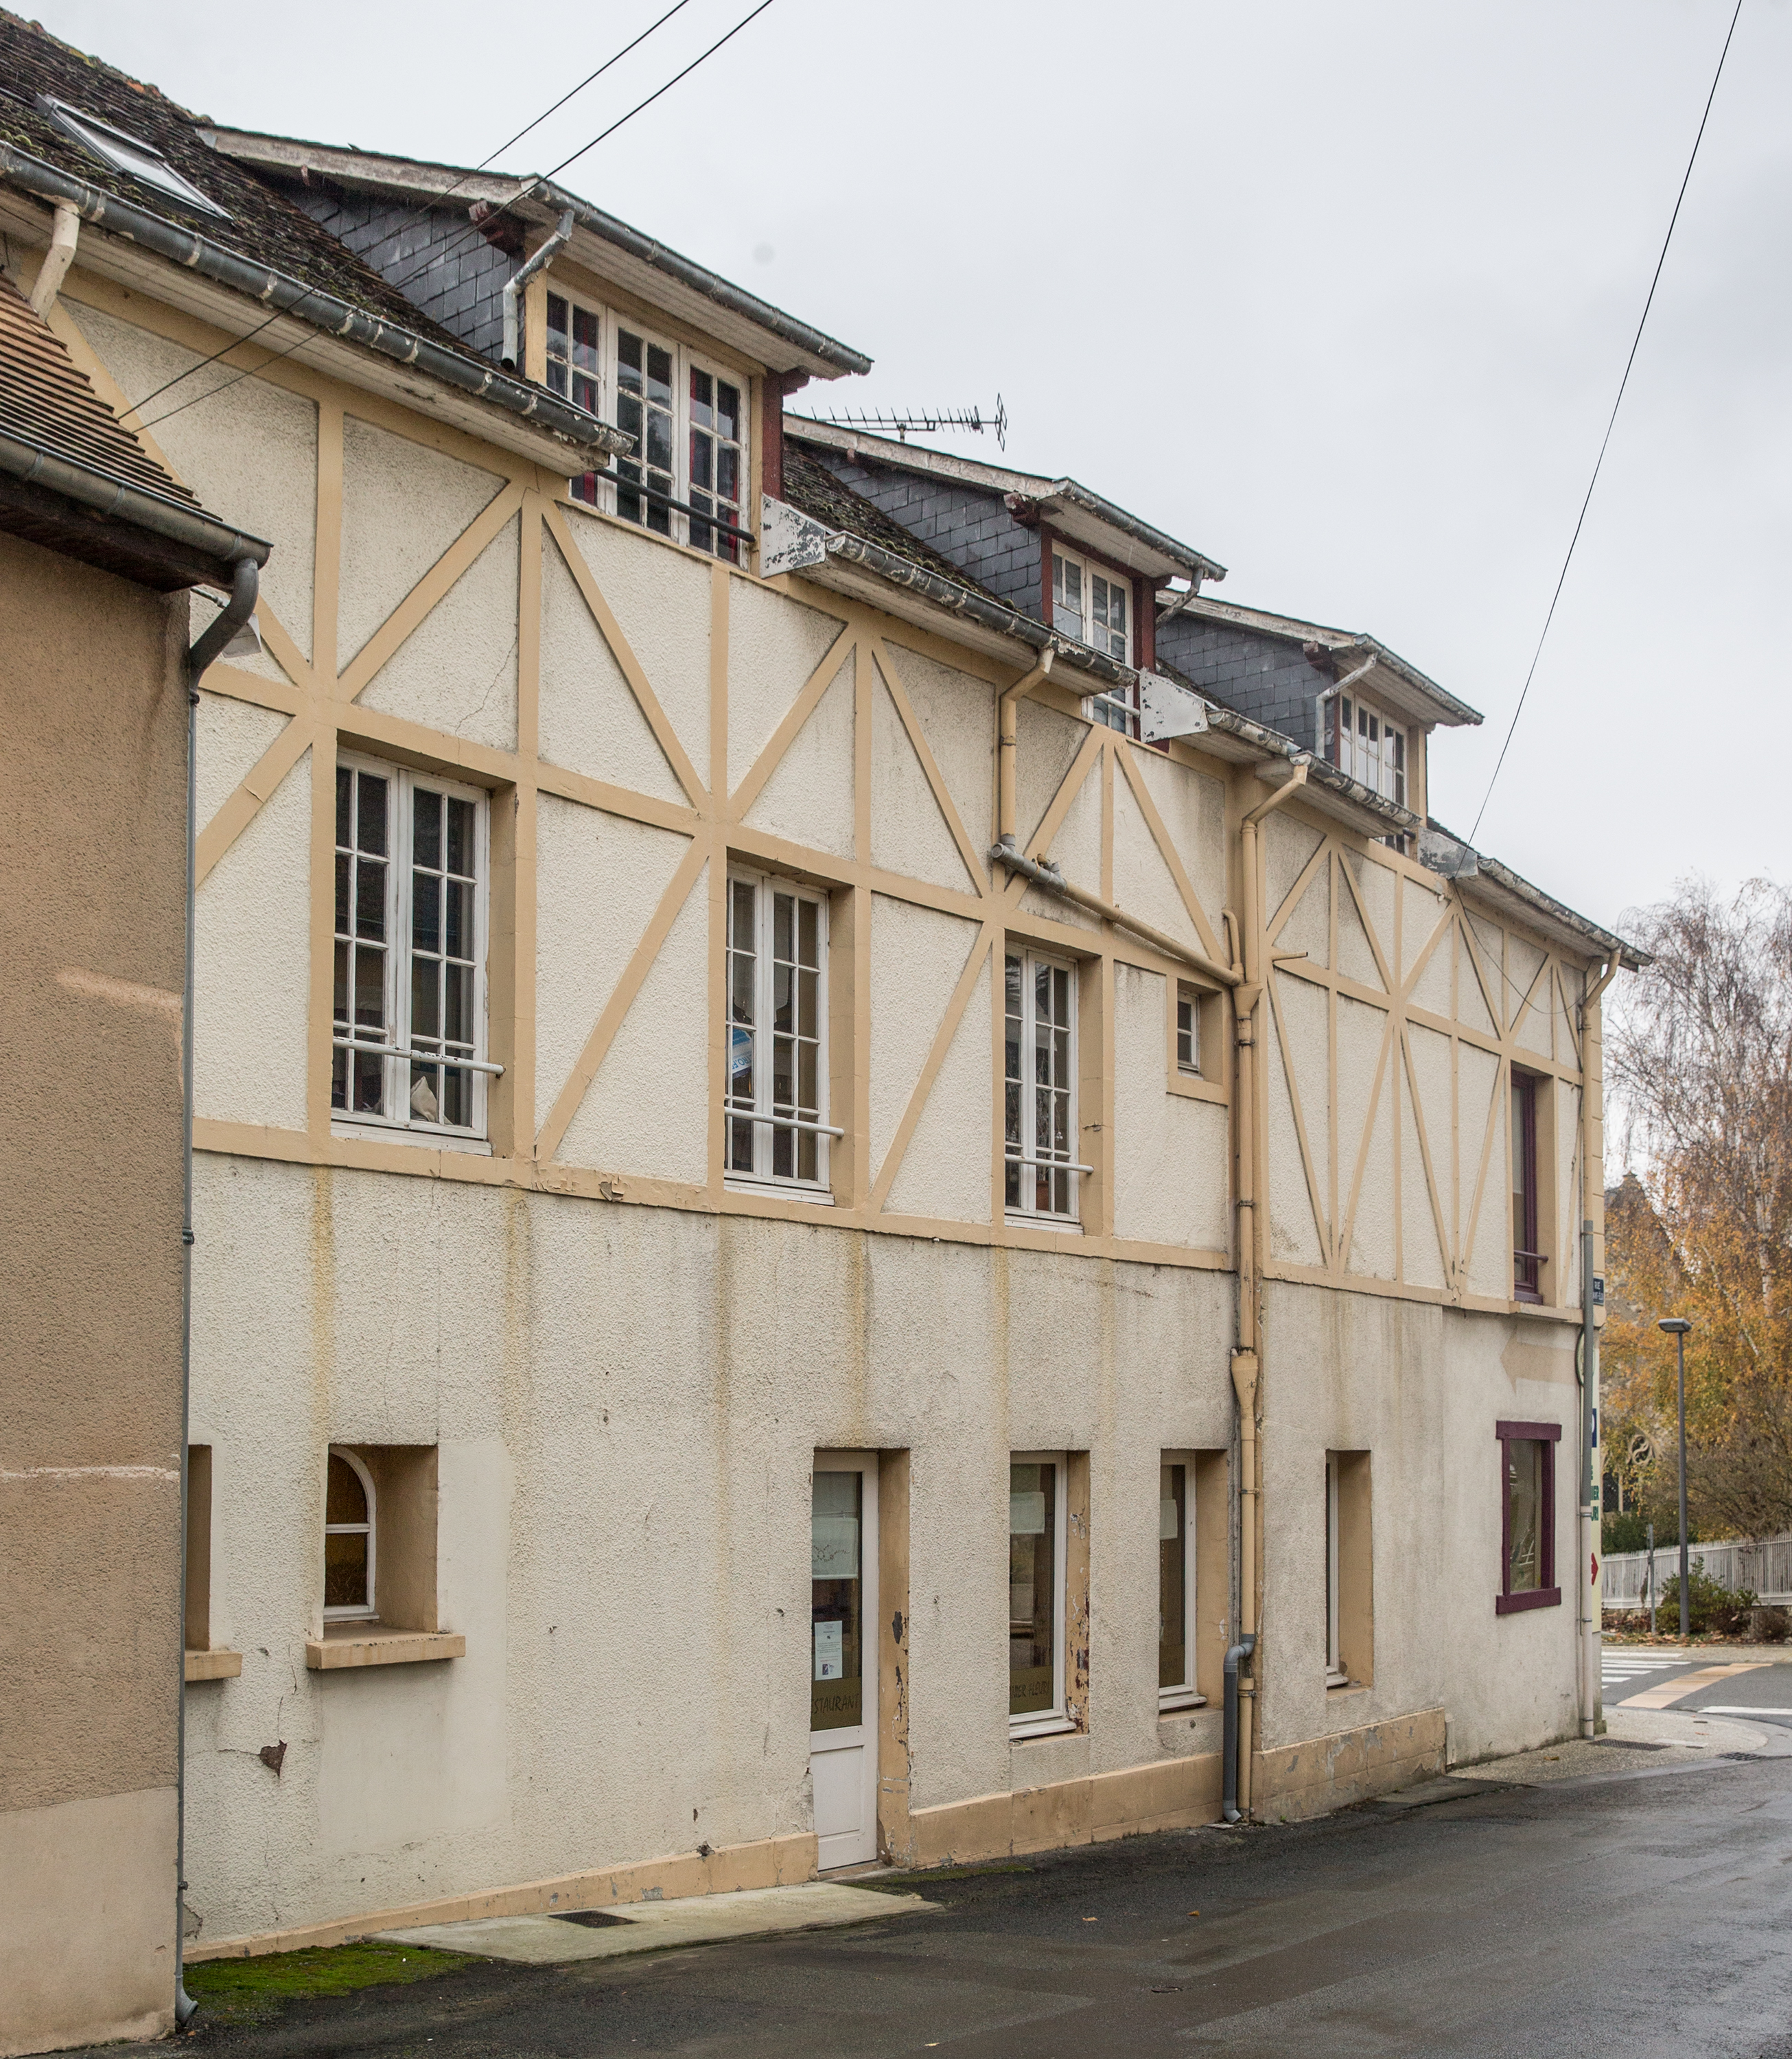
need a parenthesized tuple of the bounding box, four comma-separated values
(38, 96, 230, 220)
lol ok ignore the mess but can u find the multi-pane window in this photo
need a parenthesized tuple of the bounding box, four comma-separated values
(1511, 1069, 1542, 1302)
(543, 288, 745, 561)
(1176, 985, 1202, 1075)
(1005, 949, 1079, 1221)
(1053, 545, 1137, 734)
(545, 292, 602, 504)
(1322, 691, 1407, 806)
(616, 326, 677, 537)
(1009, 1455, 1067, 1733)
(333, 758, 491, 1139)
(1159, 1461, 1198, 1709)
(726, 869, 830, 1189)
(325, 1448, 376, 1621)
(687, 366, 745, 561)
(1496, 1423, 1560, 1612)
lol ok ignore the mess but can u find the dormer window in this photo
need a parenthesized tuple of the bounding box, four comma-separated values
(1053, 544, 1140, 734)
(545, 289, 746, 563)
(38, 97, 229, 220)
(1322, 690, 1406, 806)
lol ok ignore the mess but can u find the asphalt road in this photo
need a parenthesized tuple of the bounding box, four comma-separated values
(1607, 1647, 1792, 1728)
(135, 1718, 1792, 2059)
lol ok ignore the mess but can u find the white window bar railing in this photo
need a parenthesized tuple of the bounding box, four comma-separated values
(1005, 1152, 1096, 1175)
(723, 1100, 845, 1140)
(333, 1035, 505, 1079)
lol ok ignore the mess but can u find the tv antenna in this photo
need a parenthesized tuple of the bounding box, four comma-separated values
(816, 396, 1008, 452)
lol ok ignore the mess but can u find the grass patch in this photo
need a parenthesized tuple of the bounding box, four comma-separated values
(184, 1940, 480, 2022)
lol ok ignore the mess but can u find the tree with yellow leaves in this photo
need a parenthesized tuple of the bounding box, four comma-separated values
(1602, 879, 1792, 1542)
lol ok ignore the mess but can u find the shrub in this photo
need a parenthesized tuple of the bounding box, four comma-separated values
(1653, 1569, 1758, 1636)
(1603, 1510, 1653, 1555)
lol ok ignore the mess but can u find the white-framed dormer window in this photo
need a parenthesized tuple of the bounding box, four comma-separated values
(324, 1447, 377, 1621)
(725, 867, 833, 1194)
(1052, 544, 1137, 734)
(545, 290, 747, 563)
(333, 756, 494, 1143)
(1005, 947, 1081, 1224)
(1010, 1454, 1071, 1738)
(1321, 691, 1406, 807)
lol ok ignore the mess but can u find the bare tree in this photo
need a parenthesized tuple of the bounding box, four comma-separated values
(1603, 878, 1792, 1540)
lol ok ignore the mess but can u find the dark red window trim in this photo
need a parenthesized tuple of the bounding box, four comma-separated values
(1512, 1068, 1543, 1303)
(1496, 1421, 1560, 1615)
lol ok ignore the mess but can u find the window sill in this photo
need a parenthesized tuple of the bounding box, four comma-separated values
(332, 1118, 491, 1157)
(1009, 1713, 1078, 1743)
(1003, 1213, 1082, 1235)
(185, 1647, 242, 1682)
(1495, 1587, 1561, 1616)
(305, 1625, 465, 1669)
(723, 1178, 835, 1206)
(1158, 1690, 1207, 1714)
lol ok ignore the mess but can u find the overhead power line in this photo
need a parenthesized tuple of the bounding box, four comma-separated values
(124, 0, 708, 426)
(1467, 0, 1745, 846)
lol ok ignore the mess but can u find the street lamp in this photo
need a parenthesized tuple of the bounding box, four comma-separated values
(1658, 1317, 1693, 1642)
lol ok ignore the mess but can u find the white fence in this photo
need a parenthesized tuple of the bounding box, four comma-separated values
(1603, 1533, 1792, 1612)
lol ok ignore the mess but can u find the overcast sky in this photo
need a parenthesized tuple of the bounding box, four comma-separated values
(43, 0, 1791, 939)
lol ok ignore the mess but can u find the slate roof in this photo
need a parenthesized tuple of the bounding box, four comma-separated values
(782, 441, 1009, 607)
(0, 10, 495, 362)
(0, 270, 196, 504)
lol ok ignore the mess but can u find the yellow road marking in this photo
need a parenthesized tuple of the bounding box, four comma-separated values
(1618, 1661, 1769, 1709)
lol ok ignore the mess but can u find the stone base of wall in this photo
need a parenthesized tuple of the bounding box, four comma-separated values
(187, 1832, 817, 1964)
(903, 1750, 1226, 1868)
(1255, 1706, 1447, 1822)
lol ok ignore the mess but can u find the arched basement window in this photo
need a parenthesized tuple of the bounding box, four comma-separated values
(324, 1447, 377, 1620)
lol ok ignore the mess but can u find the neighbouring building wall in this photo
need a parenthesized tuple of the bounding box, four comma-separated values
(0, 532, 187, 2056)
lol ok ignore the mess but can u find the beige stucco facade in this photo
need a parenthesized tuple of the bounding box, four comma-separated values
(32, 242, 1611, 1960)
(0, 533, 189, 2051)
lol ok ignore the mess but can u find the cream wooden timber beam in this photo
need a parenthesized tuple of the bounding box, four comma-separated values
(995, 648, 1054, 851)
(989, 842, 1240, 988)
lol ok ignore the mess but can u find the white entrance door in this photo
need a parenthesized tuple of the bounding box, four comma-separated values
(810, 1453, 879, 1870)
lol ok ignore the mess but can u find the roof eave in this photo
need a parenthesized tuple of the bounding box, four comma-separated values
(0, 150, 630, 465)
(198, 130, 872, 382)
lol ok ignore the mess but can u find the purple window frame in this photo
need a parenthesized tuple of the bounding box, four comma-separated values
(1496, 1419, 1561, 1614)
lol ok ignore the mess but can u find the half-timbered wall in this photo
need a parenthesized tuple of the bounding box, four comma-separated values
(49, 258, 1598, 1944)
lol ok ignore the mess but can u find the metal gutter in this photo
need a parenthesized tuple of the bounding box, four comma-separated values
(0, 143, 630, 459)
(0, 421, 270, 575)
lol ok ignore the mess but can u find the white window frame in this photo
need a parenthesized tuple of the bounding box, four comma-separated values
(1009, 1451, 1072, 1741)
(1004, 946, 1083, 1226)
(1052, 542, 1137, 734)
(1320, 689, 1407, 807)
(324, 1445, 377, 1623)
(724, 865, 835, 1198)
(331, 754, 494, 1146)
(1325, 1452, 1347, 1686)
(39, 96, 231, 220)
(1159, 1456, 1201, 1712)
(544, 286, 749, 562)
(1176, 983, 1202, 1078)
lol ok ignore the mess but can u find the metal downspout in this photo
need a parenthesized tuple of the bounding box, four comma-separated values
(1229, 763, 1309, 1819)
(174, 557, 260, 2027)
(26, 200, 78, 316)
(500, 210, 574, 372)
(1222, 1635, 1257, 1822)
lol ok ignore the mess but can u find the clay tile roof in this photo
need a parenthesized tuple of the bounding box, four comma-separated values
(0, 9, 473, 353)
(0, 272, 195, 505)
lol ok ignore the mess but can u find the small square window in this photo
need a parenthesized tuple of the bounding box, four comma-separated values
(1176, 985, 1201, 1075)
